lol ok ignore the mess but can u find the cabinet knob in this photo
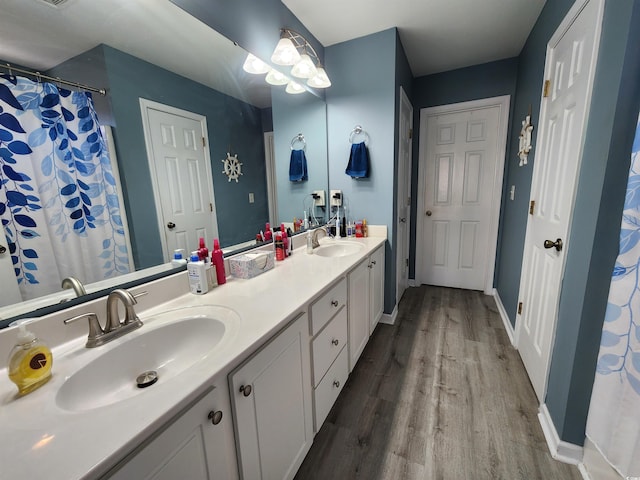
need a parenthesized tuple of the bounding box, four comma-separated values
(208, 410, 223, 425)
(239, 384, 252, 397)
(371, 260, 376, 265)
(333, 380, 340, 388)
(331, 300, 339, 307)
(331, 338, 339, 346)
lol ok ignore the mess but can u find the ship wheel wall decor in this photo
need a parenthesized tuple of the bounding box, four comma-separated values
(222, 152, 243, 182)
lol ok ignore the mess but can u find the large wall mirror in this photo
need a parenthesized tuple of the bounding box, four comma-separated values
(0, 0, 328, 325)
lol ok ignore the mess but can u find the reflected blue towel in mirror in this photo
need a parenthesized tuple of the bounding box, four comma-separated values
(289, 148, 308, 182)
(346, 141, 369, 178)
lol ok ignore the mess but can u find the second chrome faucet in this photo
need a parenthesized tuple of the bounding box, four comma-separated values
(64, 289, 147, 348)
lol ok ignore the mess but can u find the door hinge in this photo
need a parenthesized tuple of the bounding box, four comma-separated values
(210, 203, 213, 212)
(518, 302, 523, 315)
(408, 128, 413, 139)
(405, 258, 409, 267)
(529, 200, 535, 215)
(202, 137, 206, 148)
(543, 80, 551, 98)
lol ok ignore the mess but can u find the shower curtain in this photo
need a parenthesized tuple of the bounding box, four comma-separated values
(586, 112, 640, 477)
(0, 74, 130, 300)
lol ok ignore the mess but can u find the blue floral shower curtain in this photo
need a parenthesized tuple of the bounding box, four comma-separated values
(0, 75, 130, 301)
(586, 112, 640, 477)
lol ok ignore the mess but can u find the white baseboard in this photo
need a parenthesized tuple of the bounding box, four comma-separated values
(380, 304, 398, 325)
(538, 403, 584, 465)
(408, 278, 417, 287)
(492, 288, 516, 346)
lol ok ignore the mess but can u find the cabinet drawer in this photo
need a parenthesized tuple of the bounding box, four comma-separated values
(311, 307, 347, 387)
(314, 346, 348, 432)
(310, 278, 347, 335)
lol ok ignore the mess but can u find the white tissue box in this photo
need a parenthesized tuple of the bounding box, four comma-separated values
(229, 251, 275, 279)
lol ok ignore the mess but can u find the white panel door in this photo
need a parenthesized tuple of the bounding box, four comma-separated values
(516, 0, 604, 401)
(396, 87, 413, 302)
(142, 101, 218, 260)
(419, 105, 501, 290)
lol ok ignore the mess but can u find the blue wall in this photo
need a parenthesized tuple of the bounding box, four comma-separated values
(271, 87, 328, 224)
(326, 28, 398, 314)
(102, 46, 269, 268)
(409, 58, 519, 280)
(545, 0, 640, 446)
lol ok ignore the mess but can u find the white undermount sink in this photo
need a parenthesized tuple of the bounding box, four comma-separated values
(55, 305, 238, 412)
(314, 242, 364, 258)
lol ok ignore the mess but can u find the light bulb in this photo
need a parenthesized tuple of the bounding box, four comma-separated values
(242, 53, 270, 74)
(307, 66, 331, 88)
(265, 69, 289, 86)
(291, 54, 318, 79)
(285, 80, 306, 95)
(271, 37, 301, 66)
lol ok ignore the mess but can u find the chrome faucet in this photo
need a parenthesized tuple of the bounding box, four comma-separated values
(61, 276, 87, 297)
(64, 289, 146, 348)
(311, 227, 331, 249)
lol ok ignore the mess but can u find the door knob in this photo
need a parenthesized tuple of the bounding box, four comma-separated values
(543, 238, 563, 252)
(167, 222, 176, 229)
(426, 210, 432, 216)
(208, 410, 223, 425)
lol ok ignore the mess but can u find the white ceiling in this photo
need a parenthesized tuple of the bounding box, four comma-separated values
(282, 0, 546, 77)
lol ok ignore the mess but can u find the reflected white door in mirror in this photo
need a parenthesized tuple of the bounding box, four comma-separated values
(140, 99, 219, 262)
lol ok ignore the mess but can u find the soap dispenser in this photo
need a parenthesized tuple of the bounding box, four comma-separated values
(8, 321, 53, 396)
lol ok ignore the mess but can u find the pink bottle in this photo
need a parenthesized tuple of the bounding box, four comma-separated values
(280, 224, 289, 257)
(264, 223, 272, 242)
(211, 238, 226, 285)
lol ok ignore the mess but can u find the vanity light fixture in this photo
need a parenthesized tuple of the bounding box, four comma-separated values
(242, 28, 331, 93)
(242, 53, 270, 74)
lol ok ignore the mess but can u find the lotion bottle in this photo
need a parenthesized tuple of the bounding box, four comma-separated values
(188, 251, 208, 294)
(8, 321, 53, 396)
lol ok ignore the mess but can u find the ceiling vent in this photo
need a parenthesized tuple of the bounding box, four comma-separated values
(37, 0, 70, 7)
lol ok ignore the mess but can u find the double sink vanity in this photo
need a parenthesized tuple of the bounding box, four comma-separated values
(0, 231, 386, 480)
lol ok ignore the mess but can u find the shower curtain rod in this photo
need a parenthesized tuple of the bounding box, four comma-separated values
(1, 63, 106, 96)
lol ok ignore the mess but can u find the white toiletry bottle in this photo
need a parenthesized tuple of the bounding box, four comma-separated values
(171, 249, 187, 267)
(306, 230, 313, 254)
(187, 251, 209, 294)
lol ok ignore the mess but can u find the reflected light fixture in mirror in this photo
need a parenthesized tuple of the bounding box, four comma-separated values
(242, 53, 270, 74)
(290, 53, 317, 79)
(285, 80, 306, 94)
(265, 68, 289, 86)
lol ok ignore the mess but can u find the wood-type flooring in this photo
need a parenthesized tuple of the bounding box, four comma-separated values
(294, 286, 582, 480)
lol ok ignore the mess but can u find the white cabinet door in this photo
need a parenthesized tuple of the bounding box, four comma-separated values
(106, 385, 237, 480)
(369, 246, 385, 333)
(348, 259, 370, 372)
(230, 313, 313, 480)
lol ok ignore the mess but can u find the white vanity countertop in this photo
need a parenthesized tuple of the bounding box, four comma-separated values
(0, 235, 385, 480)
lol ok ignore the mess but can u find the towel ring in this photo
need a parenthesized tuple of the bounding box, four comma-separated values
(349, 125, 370, 145)
(291, 133, 306, 151)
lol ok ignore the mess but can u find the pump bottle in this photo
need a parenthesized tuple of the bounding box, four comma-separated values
(8, 321, 53, 395)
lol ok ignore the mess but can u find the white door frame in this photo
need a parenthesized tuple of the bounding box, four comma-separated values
(139, 98, 216, 261)
(514, 0, 604, 399)
(416, 95, 510, 295)
(264, 131, 278, 226)
(396, 86, 413, 303)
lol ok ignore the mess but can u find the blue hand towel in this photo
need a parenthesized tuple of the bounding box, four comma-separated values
(345, 141, 370, 178)
(289, 149, 308, 182)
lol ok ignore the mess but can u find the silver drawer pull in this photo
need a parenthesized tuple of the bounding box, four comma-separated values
(333, 380, 340, 388)
(331, 300, 339, 307)
(208, 410, 223, 425)
(331, 338, 339, 346)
